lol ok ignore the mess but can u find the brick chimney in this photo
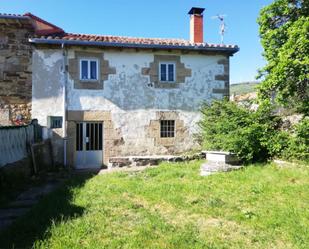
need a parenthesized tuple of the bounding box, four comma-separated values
(188, 7, 205, 43)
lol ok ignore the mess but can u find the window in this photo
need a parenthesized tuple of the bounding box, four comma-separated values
(48, 116, 63, 129)
(80, 59, 98, 80)
(160, 120, 175, 137)
(159, 62, 175, 82)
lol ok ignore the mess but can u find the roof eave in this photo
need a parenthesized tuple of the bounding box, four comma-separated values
(0, 15, 30, 20)
(29, 38, 239, 55)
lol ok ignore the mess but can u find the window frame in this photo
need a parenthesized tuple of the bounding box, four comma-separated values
(159, 62, 176, 83)
(79, 58, 99, 81)
(48, 116, 63, 129)
(160, 120, 176, 138)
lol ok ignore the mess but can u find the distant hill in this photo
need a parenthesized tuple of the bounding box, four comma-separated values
(230, 82, 260, 95)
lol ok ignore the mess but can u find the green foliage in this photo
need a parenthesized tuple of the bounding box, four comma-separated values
(282, 118, 309, 161)
(257, 0, 309, 114)
(198, 100, 308, 163)
(198, 100, 281, 163)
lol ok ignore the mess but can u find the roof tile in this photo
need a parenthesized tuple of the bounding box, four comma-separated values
(33, 33, 238, 49)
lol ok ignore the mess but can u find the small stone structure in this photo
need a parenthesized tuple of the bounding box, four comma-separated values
(200, 151, 242, 176)
(203, 151, 240, 165)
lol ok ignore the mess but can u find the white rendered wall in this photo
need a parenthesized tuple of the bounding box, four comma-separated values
(33, 48, 227, 156)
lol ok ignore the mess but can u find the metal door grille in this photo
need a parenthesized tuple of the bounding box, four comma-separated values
(76, 122, 103, 151)
(76, 123, 83, 151)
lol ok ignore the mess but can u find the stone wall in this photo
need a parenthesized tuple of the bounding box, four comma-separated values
(0, 17, 34, 126)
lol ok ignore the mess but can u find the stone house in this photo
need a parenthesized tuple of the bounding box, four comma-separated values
(1, 8, 239, 168)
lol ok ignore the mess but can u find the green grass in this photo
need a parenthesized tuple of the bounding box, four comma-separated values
(230, 81, 260, 95)
(0, 161, 308, 248)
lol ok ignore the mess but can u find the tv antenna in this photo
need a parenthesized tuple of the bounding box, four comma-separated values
(211, 14, 227, 44)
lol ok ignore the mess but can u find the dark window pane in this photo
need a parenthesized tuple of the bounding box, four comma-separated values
(76, 123, 80, 151)
(160, 120, 175, 137)
(160, 64, 167, 81)
(99, 123, 103, 150)
(80, 123, 83, 151)
(91, 123, 94, 150)
(90, 61, 97, 80)
(76, 123, 83, 151)
(81, 60, 88, 79)
(94, 123, 98, 150)
(168, 64, 174, 81)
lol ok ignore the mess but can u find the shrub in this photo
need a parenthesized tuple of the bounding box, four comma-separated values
(199, 101, 275, 163)
(281, 118, 309, 162)
(198, 100, 309, 164)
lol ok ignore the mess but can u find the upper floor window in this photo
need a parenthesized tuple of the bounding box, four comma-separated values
(80, 59, 98, 81)
(159, 62, 175, 82)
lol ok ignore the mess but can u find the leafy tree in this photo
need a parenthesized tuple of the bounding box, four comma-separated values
(257, 0, 309, 114)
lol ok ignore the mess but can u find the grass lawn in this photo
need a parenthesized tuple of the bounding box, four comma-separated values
(0, 161, 308, 249)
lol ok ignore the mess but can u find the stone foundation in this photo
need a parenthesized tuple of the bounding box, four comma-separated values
(108, 153, 204, 168)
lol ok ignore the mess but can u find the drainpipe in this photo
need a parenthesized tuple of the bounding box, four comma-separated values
(62, 43, 68, 167)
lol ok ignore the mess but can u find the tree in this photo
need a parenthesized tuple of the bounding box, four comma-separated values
(257, 0, 309, 114)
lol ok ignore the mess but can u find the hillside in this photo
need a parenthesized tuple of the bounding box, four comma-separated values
(230, 82, 260, 95)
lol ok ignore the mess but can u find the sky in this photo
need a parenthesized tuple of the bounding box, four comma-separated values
(1, 0, 273, 84)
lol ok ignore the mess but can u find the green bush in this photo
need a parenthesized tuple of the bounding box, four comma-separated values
(198, 100, 307, 164)
(198, 100, 279, 163)
(281, 118, 309, 162)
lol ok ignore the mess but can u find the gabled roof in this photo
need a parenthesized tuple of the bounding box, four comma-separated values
(0, 12, 64, 35)
(30, 33, 239, 54)
(23, 13, 64, 36)
(1, 12, 239, 54)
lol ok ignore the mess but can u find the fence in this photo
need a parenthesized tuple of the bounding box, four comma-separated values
(0, 122, 41, 168)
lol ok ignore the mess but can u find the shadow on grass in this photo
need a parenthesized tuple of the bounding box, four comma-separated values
(0, 173, 95, 249)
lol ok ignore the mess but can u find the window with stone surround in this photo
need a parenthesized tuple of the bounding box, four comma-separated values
(160, 120, 175, 138)
(142, 55, 191, 89)
(80, 59, 99, 81)
(159, 62, 175, 82)
(68, 51, 116, 90)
